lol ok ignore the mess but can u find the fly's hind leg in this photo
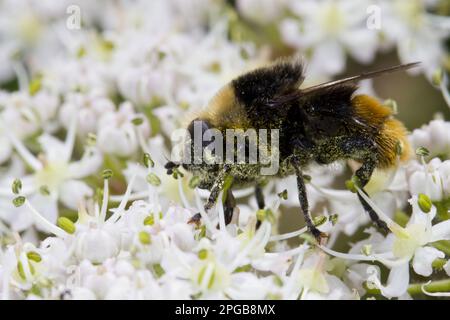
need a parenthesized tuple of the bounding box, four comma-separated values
(341, 138, 388, 232)
(355, 161, 388, 232)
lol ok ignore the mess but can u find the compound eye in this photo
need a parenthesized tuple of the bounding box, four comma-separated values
(187, 118, 211, 141)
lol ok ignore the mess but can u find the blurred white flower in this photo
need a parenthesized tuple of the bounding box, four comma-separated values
(59, 92, 115, 136)
(378, 0, 449, 77)
(410, 119, 450, 160)
(0, 120, 102, 231)
(407, 158, 450, 201)
(237, 0, 285, 24)
(97, 101, 150, 157)
(280, 0, 379, 76)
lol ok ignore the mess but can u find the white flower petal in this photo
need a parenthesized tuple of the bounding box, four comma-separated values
(59, 180, 93, 210)
(67, 148, 103, 179)
(413, 246, 444, 276)
(430, 220, 450, 242)
(372, 262, 410, 299)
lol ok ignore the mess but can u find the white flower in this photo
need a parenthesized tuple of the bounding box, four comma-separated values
(280, 0, 379, 76)
(118, 66, 174, 107)
(0, 120, 102, 231)
(75, 227, 120, 264)
(97, 101, 150, 157)
(59, 92, 115, 136)
(378, 0, 449, 77)
(407, 158, 450, 201)
(409, 119, 450, 160)
(0, 90, 59, 139)
(351, 195, 449, 298)
(236, 0, 285, 24)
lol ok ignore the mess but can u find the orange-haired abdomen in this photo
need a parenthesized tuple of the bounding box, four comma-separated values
(352, 95, 412, 168)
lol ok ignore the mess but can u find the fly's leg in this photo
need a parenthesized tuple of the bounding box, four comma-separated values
(189, 165, 230, 225)
(255, 184, 265, 210)
(294, 165, 327, 242)
(355, 161, 388, 231)
(255, 184, 265, 229)
(223, 188, 236, 225)
(341, 138, 388, 232)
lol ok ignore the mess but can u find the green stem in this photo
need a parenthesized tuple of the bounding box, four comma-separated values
(408, 279, 450, 296)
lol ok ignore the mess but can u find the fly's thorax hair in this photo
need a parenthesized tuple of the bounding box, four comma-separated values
(351, 94, 411, 168)
(197, 84, 251, 131)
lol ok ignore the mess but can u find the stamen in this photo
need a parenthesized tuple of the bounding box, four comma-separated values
(356, 186, 408, 237)
(199, 263, 214, 289)
(3, 127, 42, 171)
(196, 186, 256, 200)
(99, 179, 109, 223)
(217, 191, 226, 232)
(440, 71, 450, 108)
(12, 62, 29, 92)
(135, 125, 150, 154)
(24, 200, 66, 238)
(271, 241, 306, 255)
(63, 116, 77, 163)
(318, 244, 407, 268)
(310, 183, 355, 201)
(19, 252, 32, 280)
(271, 197, 282, 213)
(269, 227, 307, 242)
(229, 221, 271, 271)
(109, 190, 148, 202)
(285, 244, 308, 299)
(194, 188, 216, 233)
(177, 177, 191, 209)
(107, 172, 137, 223)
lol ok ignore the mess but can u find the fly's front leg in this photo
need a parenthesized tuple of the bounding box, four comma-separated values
(294, 165, 327, 243)
(189, 165, 230, 225)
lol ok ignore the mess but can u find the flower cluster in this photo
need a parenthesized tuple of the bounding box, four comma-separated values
(0, 0, 449, 300)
